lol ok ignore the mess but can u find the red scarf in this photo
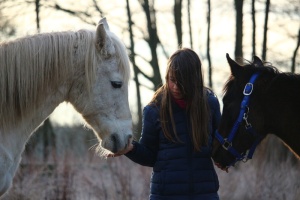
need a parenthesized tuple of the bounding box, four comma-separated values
(174, 98, 187, 109)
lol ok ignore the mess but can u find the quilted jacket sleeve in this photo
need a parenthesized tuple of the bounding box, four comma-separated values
(125, 105, 159, 167)
(208, 92, 221, 133)
(207, 90, 221, 149)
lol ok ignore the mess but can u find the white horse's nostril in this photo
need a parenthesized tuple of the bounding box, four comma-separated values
(110, 133, 119, 153)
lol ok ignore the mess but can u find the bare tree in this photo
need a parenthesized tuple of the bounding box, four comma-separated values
(187, 0, 193, 48)
(54, 1, 103, 25)
(138, 0, 162, 89)
(234, 0, 243, 62)
(35, 0, 40, 32)
(251, 0, 256, 57)
(262, 0, 270, 61)
(291, 28, 300, 73)
(206, 0, 212, 88)
(125, 0, 143, 137)
(174, 0, 183, 47)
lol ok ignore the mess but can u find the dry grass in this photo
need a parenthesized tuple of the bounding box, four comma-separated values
(2, 152, 151, 200)
(1, 127, 299, 200)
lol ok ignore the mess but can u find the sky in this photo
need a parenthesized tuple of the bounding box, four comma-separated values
(1, 0, 299, 126)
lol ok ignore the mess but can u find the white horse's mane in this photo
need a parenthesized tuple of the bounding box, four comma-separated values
(0, 28, 130, 130)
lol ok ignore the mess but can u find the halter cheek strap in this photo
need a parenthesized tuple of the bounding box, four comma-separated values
(215, 72, 263, 166)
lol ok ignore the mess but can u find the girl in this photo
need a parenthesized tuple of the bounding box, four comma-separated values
(111, 48, 220, 200)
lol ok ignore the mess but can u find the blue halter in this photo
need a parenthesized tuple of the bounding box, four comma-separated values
(215, 72, 263, 166)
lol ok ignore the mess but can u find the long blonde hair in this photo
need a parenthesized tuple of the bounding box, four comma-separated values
(150, 48, 209, 151)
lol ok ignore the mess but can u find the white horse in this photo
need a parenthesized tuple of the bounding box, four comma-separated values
(0, 18, 132, 196)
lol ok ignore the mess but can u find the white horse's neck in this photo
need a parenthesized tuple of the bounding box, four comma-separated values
(0, 84, 67, 193)
(3, 86, 67, 150)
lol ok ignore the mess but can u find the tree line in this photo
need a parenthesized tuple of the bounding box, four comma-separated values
(1, 0, 299, 138)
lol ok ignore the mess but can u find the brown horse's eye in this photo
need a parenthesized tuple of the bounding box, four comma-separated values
(111, 81, 122, 88)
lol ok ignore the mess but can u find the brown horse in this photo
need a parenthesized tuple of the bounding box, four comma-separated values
(212, 54, 300, 171)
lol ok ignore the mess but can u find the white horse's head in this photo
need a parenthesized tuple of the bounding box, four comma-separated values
(67, 18, 132, 155)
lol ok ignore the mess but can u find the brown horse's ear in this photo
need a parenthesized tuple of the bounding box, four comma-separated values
(226, 53, 242, 77)
(95, 23, 106, 51)
(253, 55, 264, 67)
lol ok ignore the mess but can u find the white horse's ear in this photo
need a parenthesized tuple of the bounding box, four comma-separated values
(95, 23, 107, 51)
(98, 17, 110, 31)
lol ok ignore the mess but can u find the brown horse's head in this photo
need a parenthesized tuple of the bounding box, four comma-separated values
(212, 54, 272, 171)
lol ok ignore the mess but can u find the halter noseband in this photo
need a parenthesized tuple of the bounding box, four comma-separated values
(215, 72, 263, 166)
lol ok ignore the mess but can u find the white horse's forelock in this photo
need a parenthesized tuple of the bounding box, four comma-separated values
(0, 28, 130, 131)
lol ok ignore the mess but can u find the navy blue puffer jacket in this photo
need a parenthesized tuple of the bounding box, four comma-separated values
(126, 90, 221, 200)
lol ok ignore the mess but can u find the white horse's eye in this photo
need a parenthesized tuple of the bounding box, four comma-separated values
(111, 81, 123, 88)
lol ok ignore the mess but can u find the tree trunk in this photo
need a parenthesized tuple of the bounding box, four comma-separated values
(126, 0, 143, 138)
(25, 118, 56, 163)
(206, 0, 212, 88)
(291, 28, 300, 73)
(262, 0, 270, 61)
(187, 0, 193, 48)
(251, 0, 256, 57)
(174, 0, 183, 47)
(139, 0, 162, 89)
(42, 118, 56, 162)
(234, 0, 243, 63)
(35, 0, 40, 32)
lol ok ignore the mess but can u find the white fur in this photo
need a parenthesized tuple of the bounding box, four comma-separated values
(0, 18, 132, 196)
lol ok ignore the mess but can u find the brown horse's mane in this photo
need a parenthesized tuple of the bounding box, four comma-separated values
(222, 59, 300, 95)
